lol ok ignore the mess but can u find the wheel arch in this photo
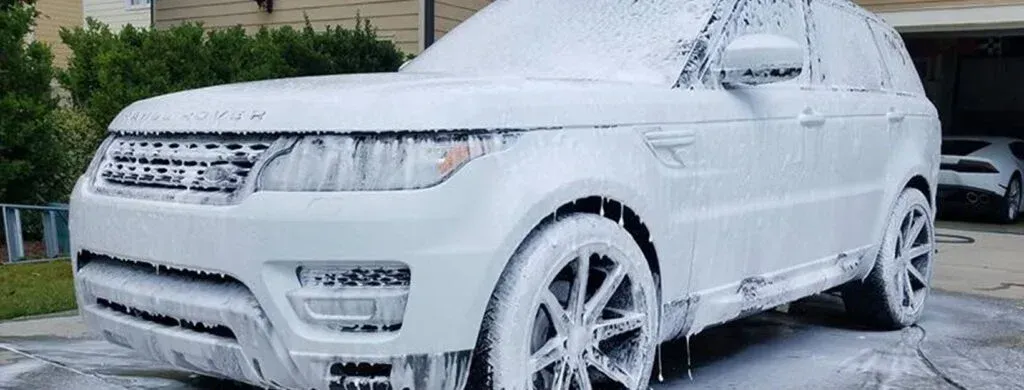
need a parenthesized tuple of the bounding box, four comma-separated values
(905, 174, 933, 207)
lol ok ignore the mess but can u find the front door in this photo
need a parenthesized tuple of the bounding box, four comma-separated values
(684, 0, 817, 317)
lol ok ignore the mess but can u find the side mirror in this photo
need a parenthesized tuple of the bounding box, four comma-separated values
(716, 34, 804, 87)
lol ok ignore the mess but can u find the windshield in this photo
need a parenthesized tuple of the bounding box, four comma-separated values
(402, 0, 719, 86)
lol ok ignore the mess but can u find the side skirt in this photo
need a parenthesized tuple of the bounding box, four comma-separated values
(659, 245, 873, 341)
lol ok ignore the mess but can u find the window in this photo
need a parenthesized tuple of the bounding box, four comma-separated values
(869, 22, 926, 95)
(1010, 142, 1024, 160)
(126, 0, 150, 9)
(700, 0, 808, 87)
(808, 1, 886, 91)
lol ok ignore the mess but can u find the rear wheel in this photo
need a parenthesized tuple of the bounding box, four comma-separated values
(472, 214, 659, 389)
(998, 174, 1021, 224)
(843, 188, 935, 329)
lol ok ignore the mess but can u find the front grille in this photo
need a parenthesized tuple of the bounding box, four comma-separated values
(93, 134, 279, 204)
(97, 298, 237, 339)
(298, 266, 411, 288)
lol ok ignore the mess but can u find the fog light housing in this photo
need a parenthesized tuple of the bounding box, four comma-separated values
(289, 264, 410, 332)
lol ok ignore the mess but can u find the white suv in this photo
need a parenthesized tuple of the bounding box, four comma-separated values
(70, 0, 940, 389)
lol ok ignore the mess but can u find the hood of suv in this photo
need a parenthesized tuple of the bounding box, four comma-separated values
(108, 72, 682, 134)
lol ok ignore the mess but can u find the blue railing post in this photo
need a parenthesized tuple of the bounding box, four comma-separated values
(2, 206, 25, 262)
(42, 209, 60, 258)
(1, 203, 69, 263)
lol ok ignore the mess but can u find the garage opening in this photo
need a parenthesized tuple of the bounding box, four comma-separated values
(903, 31, 1024, 230)
(904, 32, 1024, 138)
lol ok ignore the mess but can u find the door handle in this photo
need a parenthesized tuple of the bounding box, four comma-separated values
(799, 108, 826, 127)
(887, 109, 906, 123)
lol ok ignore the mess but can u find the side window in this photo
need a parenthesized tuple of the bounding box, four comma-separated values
(808, 1, 886, 91)
(1011, 142, 1024, 160)
(700, 0, 808, 87)
(870, 22, 926, 95)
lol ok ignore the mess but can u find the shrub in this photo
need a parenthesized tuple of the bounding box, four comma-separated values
(51, 108, 101, 199)
(59, 17, 407, 133)
(0, 0, 61, 204)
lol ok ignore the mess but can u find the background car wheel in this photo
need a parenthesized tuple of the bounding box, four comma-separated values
(998, 174, 1022, 224)
(472, 214, 659, 390)
(843, 188, 935, 330)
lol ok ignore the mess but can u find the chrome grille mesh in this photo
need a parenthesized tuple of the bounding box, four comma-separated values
(93, 134, 279, 204)
(299, 266, 411, 288)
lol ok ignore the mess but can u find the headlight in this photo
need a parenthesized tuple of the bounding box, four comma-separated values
(84, 135, 115, 178)
(257, 132, 518, 191)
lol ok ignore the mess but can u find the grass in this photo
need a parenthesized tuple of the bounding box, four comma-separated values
(0, 259, 77, 321)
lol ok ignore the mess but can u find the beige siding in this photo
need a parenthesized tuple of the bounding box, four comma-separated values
(35, 0, 84, 67)
(84, 0, 152, 30)
(434, 0, 488, 40)
(856, 0, 1024, 12)
(155, 0, 420, 54)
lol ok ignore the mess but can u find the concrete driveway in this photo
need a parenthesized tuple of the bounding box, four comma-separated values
(2, 227, 1022, 389)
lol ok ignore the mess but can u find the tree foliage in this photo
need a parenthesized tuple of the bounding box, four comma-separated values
(0, 0, 60, 204)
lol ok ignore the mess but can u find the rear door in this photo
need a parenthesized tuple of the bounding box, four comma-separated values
(804, 0, 892, 256)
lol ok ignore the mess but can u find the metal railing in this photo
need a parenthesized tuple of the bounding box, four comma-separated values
(1, 203, 70, 263)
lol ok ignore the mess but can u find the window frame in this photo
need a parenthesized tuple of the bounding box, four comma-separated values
(125, 0, 151, 11)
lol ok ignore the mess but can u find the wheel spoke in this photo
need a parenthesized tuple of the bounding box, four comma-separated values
(591, 309, 646, 342)
(584, 264, 626, 324)
(569, 251, 591, 322)
(575, 364, 593, 390)
(586, 347, 637, 388)
(531, 336, 567, 373)
(907, 263, 928, 288)
(905, 243, 933, 261)
(903, 270, 914, 304)
(904, 215, 926, 249)
(551, 360, 572, 390)
(542, 290, 571, 335)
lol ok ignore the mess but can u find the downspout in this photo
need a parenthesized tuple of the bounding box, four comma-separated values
(423, 0, 435, 49)
(149, 0, 155, 28)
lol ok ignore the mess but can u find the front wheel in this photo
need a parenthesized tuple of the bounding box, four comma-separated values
(843, 188, 936, 329)
(472, 214, 659, 390)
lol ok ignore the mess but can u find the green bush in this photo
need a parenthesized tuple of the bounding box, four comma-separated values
(51, 108, 101, 199)
(59, 17, 407, 134)
(0, 0, 61, 204)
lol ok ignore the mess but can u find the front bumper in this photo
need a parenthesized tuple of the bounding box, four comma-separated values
(70, 176, 513, 389)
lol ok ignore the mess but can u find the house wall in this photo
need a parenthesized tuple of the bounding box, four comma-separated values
(154, 0, 421, 54)
(433, 0, 489, 41)
(84, 0, 152, 30)
(857, 0, 1024, 13)
(35, 0, 84, 67)
(856, 0, 1024, 32)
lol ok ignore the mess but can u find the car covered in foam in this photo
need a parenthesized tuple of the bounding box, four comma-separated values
(70, 0, 940, 389)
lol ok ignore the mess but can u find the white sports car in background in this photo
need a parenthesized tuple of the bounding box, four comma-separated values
(938, 136, 1024, 223)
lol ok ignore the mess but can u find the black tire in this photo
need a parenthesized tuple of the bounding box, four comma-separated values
(471, 214, 659, 390)
(996, 174, 1022, 224)
(843, 188, 936, 330)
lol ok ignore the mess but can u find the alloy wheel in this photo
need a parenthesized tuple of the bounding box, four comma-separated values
(893, 204, 934, 316)
(528, 244, 654, 390)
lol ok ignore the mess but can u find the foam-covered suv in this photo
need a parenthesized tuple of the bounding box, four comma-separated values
(71, 0, 940, 389)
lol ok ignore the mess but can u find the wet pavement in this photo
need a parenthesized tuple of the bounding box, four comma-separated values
(1, 291, 1022, 389)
